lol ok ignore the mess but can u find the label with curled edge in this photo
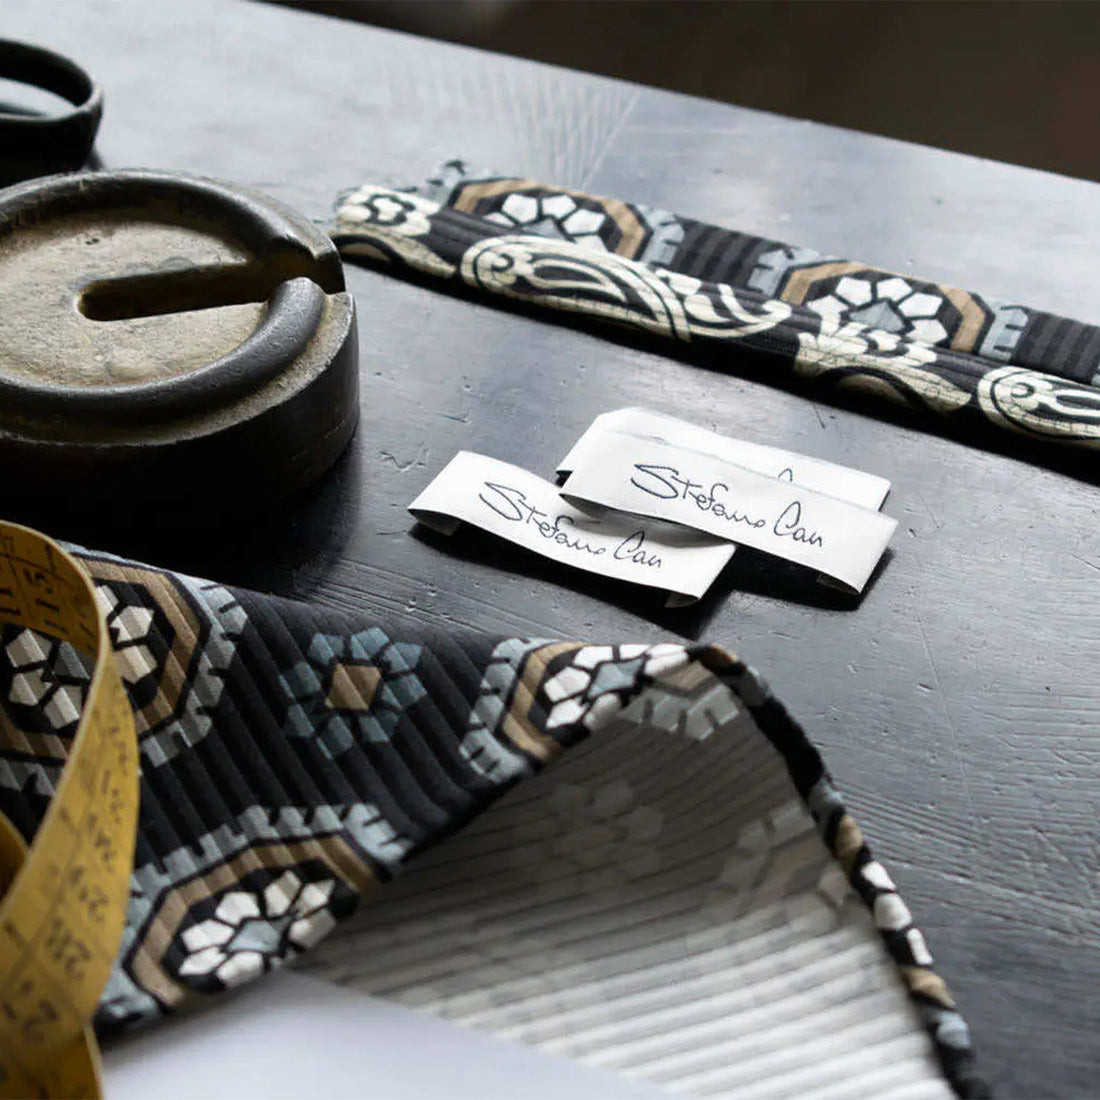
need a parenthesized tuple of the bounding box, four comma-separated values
(562, 435, 897, 592)
(0, 522, 139, 1099)
(409, 452, 736, 604)
(556, 407, 892, 511)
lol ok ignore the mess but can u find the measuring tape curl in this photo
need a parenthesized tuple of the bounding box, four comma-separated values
(0, 522, 139, 1099)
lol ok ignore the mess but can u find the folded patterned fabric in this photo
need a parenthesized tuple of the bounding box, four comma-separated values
(419, 162, 1100, 384)
(330, 161, 1100, 454)
(0, 544, 987, 1097)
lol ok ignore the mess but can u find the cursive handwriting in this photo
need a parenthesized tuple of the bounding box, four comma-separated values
(629, 462, 824, 549)
(772, 500, 823, 547)
(631, 463, 767, 530)
(478, 482, 662, 568)
(613, 530, 663, 568)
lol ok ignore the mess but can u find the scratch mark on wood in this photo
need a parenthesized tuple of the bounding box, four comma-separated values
(580, 85, 642, 189)
(913, 605, 979, 835)
(1070, 554, 1100, 575)
(378, 443, 429, 472)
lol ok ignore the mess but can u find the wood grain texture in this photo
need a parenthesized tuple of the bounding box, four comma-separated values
(2, 2, 1097, 1095)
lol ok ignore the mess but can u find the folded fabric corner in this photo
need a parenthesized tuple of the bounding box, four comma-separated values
(0, 546, 987, 1097)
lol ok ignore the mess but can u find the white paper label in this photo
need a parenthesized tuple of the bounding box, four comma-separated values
(409, 452, 735, 603)
(557, 407, 891, 510)
(562, 436, 897, 591)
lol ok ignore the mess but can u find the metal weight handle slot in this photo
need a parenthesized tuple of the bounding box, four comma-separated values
(0, 169, 359, 503)
(79, 249, 345, 321)
(0, 275, 326, 426)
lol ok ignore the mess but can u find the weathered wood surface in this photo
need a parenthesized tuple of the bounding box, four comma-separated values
(3, 2, 1099, 1094)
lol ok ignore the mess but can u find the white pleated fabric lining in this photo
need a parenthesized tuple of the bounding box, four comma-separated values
(300, 663, 951, 1099)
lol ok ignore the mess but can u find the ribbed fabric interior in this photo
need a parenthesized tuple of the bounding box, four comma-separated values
(300, 665, 951, 1098)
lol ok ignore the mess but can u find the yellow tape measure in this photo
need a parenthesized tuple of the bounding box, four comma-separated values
(0, 522, 139, 1099)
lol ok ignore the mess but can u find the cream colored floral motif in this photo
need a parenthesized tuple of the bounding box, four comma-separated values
(95, 585, 158, 685)
(809, 274, 951, 346)
(336, 184, 435, 237)
(333, 185, 456, 277)
(4, 584, 159, 732)
(795, 299, 970, 414)
(461, 236, 792, 345)
(542, 643, 687, 733)
(486, 191, 611, 250)
(460, 234, 692, 338)
(658, 269, 793, 337)
(511, 778, 664, 896)
(692, 799, 854, 934)
(977, 365, 1100, 442)
(5, 629, 86, 731)
(177, 871, 338, 988)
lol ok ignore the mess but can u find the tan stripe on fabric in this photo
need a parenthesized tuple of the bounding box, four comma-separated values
(452, 182, 647, 259)
(900, 965, 956, 1008)
(451, 179, 540, 213)
(82, 561, 201, 736)
(497, 642, 584, 761)
(780, 261, 870, 304)
(942, 285, 988, 353)
(834, 813, 865, 874)
(140, 572, 200, 734)
(131, 837, 375, 1005)
(599, 198, 647, 258)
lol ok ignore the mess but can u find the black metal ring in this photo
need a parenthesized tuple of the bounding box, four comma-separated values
(0, 39, 103, 185)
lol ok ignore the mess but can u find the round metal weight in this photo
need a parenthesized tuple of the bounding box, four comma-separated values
(0, 169, 359, 504)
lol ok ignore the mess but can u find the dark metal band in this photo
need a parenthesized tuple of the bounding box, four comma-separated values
(0, 38, 103, 185)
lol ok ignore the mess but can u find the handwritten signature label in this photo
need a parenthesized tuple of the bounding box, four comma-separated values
(629, 464, 826, 547)
(563, 437, 897, 592)
(477, 482, 664, 567)
(409, 453, 735, 603)
(557, 407, 891, 511)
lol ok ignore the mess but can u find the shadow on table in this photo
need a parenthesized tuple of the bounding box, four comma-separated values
(356, 259, 1100, 491)
(0, 441, 364, 600)
(410, 522, 876, 641)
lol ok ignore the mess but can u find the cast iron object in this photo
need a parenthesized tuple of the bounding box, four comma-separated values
(0, 169, 358, 504)
(0, 39, 102, 185)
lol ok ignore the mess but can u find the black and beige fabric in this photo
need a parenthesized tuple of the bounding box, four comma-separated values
(0, 545, 988, 1097)
(329, 162, 1100, 455)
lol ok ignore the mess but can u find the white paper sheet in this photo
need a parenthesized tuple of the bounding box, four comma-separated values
(562, 434, 897, 592)
(409, 451, 735, 602)
(102, 971, 668, 1100)
(557, 407, 891, 510)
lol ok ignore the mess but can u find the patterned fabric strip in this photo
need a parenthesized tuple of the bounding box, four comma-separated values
(329, 172, 1100, 454)
(0, 546, 988, 1097)
(419, 161, 1100, 386)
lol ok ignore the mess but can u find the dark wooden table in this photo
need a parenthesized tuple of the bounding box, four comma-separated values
(5, 2, 1098, 1095)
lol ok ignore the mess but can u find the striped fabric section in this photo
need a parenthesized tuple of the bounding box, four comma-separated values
(672, 221, 762, 286)
(0, 545, 983, 1095)
(1014, 313, 1100, 384)
(334, 175, 1100, 456)
(418, 160, 1100, 387)
(299, 670, 952, 1100)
